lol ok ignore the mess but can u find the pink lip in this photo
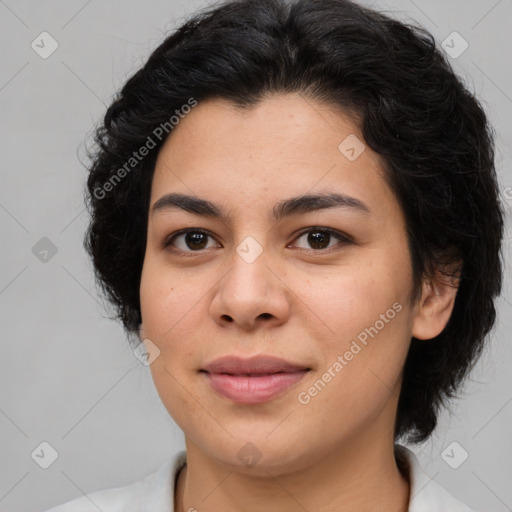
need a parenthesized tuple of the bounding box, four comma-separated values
(201, 355, 311, 404)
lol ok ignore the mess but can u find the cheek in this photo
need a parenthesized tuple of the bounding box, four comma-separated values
(294, 292, 410, 440)
(148, 358, 208, 441)
(140, 262, 208, 428)
(293, 256, 408, 344)
(139, 258, 207, 342)
(291, 250, 412, 397)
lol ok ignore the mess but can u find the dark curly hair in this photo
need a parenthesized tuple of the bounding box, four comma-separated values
(83, 0, 505, 443)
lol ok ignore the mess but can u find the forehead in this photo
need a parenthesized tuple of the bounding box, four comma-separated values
(150, 93, 398, 221)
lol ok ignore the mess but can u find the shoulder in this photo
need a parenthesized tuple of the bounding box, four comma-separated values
(41, 450, 187, 512)
(395, 445, 481, 512)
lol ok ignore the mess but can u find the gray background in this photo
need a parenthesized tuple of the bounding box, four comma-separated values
(1, 0, 511, 511)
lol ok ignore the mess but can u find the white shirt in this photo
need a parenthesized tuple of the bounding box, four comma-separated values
(42, 445, 478, 512)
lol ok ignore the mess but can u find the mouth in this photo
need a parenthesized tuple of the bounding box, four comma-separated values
(200, 355, 311, 404)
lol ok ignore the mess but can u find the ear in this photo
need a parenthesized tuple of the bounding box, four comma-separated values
(138, 323, 146, 341)
(412, 262, 462, 340)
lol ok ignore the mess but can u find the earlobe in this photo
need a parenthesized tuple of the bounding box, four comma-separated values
(138, 323, 146, 341)
(412, 265, 461, 341)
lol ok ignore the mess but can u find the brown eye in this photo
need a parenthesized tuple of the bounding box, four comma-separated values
(164, 229, 220, 252)
(292, 228, 351, 251)
(306, 230, 331, 249)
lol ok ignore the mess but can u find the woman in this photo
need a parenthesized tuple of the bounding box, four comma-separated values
(44, 0, 504, 510)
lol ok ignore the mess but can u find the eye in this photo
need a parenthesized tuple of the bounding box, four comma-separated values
(163, 229, 220, 252)
(163, 227, 352, 254)
(291, 227, 351, 251)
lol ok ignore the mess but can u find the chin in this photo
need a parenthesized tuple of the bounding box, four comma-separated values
(187, 426, 329, 477)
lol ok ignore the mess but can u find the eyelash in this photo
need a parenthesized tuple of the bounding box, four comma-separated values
(162, 226, 352, 254)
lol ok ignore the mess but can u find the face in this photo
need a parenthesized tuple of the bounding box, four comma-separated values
(139, 93, 420, 475)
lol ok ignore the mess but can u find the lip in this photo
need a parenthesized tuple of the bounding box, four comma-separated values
(203, 355, 310, 374)
(201, 355, 311, 404)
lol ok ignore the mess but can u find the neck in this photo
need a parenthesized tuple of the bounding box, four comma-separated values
(174, 434, 410, 512)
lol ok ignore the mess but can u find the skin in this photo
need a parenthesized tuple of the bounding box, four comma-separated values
(138, 93, 459, 512)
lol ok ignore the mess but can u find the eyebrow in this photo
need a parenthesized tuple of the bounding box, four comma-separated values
(151, 191, 371, 222)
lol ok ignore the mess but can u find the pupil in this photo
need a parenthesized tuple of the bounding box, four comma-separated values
(309, 231, 329, 249)
(186, 232, 208, 250)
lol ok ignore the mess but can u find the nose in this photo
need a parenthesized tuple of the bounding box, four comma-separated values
(209, 244, 291, 332)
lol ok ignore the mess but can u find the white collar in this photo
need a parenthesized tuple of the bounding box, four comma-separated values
(394, 445, 476, 511)
(46, 445, 478, 511)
